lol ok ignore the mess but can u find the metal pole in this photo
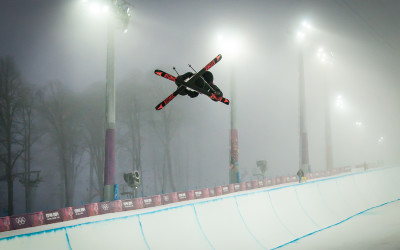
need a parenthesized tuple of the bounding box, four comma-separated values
(298, 45, 310, 173)
(324, 70, 333, 170)
(229, 65, 239, 183)
(104, 14, 116, 201)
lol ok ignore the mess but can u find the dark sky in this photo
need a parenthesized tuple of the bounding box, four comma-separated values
(1, 0, 400, 178)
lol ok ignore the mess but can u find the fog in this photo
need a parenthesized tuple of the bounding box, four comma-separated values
(1, 0, 399, 214)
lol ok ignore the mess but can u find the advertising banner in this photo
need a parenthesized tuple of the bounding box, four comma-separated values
(170, 192, 178, 202)
(215, 186, 222, 196)
(121, 199, 137, 211)
(221, 185, 231, 195)
(111, 200, 123, 212)
(0, 216, 11, 232)
(194, 189, 204, 199)
(233, 183, 241, 192)
(98, 202, 113, 214)
(177, 192, 188, 201)
(202, 188, 209, 198)
(276, 177, 281, 184)
(251, 180, 259, 189)
(10, 214, 31, 230)
(258, 180, 264, 188)
(85, 203, 99, 216)
(161, 194, 173, 205)
(143, 197, 155, 208)
(240, 182, 246, 191)
(72, 206, 89, 219)
(246, 181, 253, 190)
(60, 207, 74, 221)
(43, 210, 63, 224)
(187, 190, 194, 200)
(29, 212, 44, 227)
(229, 184, 235, 192)
(209, 188, 216, 197)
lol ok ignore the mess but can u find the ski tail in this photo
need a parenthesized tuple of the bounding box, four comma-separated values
(210, 93, 230, 105)
(155, 86, 185, 110)
(154, 70, 176, 82)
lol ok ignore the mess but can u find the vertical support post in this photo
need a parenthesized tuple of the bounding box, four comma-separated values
(104, 15, 116, 201)
(229, 66, 239, 183)
(298, 46, 310, 173)
(324, 70, 333, 170)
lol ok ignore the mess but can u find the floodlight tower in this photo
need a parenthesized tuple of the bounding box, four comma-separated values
(81, 0, 132, 201)
(317, 47, 334, 170)
(217, 34, 241, 184)
(296, 21, 312, 173)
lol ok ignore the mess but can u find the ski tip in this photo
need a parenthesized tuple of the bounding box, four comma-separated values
(154, 70, 162, 75)
(155, 104, 164, 110)
(217, 54, 222, 61)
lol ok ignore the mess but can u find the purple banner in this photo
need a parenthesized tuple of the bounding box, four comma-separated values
(142, 196, 154, 208)
(104, 129, 115, 185)
(258, 180, 264, 187)
(10, 214, 31, 230)
(44, 210, 62, 224)
(170, 192, 178, 202)
(143, 195, 161, 208)
(233, 183, 241, 192)
(85, 203, 99, 216)
(215, 186, 222, 196)
(202, 188, 209, 198)
(72, 206, 89, 219)
(29, 212, 44, 227)
(111, 200, 123, 212)
(246, 181, 253, 190)
(60, 207, 74, 221)
(161, 194, 173, 205)
(251, 180, 259, 188)
(222, 185, 231, 195)
(187, 190, 194, 200)
(121, 199, 136, 211)
(209, 188, 216, 197)
(177, 192, 188, 201)
(98, 202, 113, 214)
(194, 190, 204, 199)
(0, 216, 11, 232)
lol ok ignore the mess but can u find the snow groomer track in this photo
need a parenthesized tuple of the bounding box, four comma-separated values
(1, 167, 399, 249)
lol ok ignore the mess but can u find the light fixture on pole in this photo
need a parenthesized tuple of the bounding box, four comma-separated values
(296, 21, 312, 173)
(82, 0, 133, 201)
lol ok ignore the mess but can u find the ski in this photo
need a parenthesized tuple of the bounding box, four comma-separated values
(154, 70, 176, 83)
(155, 87, 184, 110)
(154, 54, 229, 110)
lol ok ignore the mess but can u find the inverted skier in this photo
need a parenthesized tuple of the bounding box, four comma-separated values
(175, 71, 223, 101)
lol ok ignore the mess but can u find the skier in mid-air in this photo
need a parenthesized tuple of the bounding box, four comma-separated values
(175, 71, 223, 101)
(154, 54, 229, 110)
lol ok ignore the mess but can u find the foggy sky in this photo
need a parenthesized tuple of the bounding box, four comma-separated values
(1, 0, 400, 202)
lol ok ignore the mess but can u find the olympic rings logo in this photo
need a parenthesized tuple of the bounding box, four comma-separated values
(15, 217, 26, 225)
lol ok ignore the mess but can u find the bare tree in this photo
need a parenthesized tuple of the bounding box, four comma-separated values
(39, 81, 83, 207)
(79, 84, 105, 202)
(19, 84, 43, 212)
(117, 78, 148, 197)
(0, 56, 25, 215)
(149, 80, 186, 193)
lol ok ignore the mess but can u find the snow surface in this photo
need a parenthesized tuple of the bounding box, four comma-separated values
(0, 167, 399, 250)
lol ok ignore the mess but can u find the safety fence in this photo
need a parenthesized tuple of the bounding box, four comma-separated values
(0, 167, 350, 233)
